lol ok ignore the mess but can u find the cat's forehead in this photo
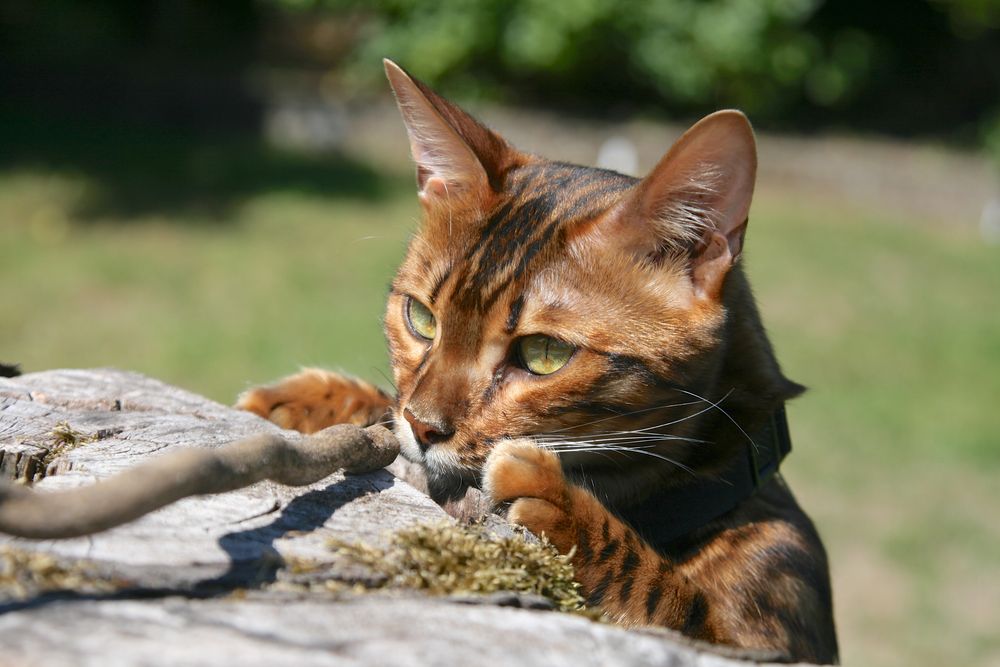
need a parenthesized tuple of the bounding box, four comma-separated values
(502, 161, 637, 219)
(413, 160, 636, 309)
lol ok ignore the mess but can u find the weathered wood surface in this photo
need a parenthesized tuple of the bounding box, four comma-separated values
(0, 369, 447, 589)
(0, 369, 803, 666)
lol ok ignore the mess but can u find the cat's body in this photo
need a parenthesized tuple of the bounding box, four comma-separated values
(238, 61, 838, 663)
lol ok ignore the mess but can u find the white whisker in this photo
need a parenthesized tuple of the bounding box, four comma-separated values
(539, 440, 698, 477)
(546, 399, 705, 434)
(536, 432, 707, 446)
(667, 386, 755, 448)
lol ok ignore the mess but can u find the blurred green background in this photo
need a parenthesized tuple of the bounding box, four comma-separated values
(1, 2, 998, 665)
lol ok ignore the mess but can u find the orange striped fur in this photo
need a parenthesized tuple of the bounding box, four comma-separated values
(238, 61, 838, 663)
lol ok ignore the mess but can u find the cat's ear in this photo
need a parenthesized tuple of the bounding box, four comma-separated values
(384, 59, 511, 206)
(614, 110, 757, 299)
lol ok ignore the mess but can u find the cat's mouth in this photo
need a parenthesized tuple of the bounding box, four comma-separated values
(394, 417, 480, 502)
(424, 464, 479, 504)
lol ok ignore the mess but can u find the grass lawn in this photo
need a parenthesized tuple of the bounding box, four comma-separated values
(1, 112, 998, 666)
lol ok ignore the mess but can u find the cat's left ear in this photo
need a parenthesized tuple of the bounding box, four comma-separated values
(614, 110, 757, 299)
(384, 59, 512, 207)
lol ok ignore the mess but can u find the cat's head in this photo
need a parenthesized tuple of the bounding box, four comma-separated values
(382, 60, 797, 504)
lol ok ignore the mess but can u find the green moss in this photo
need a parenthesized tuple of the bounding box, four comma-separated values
(329, 521, 587, 614)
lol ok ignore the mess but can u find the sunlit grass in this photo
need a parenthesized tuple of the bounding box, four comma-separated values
(749, 191, 1000, 667)
(750, 192, 1000, 471)
(0, 170, 413, 401)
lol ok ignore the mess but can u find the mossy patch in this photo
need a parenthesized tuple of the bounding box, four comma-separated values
(0, 547, 125, 600)
(36, 421, 122, 476)
(328, 521, 587, 614)
(40, 420, 97, 471)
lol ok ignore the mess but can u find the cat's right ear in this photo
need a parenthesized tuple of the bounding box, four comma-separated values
(384, 59, 511, 206)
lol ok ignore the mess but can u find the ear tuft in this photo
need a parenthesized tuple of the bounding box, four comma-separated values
(642, 110, 756, 253)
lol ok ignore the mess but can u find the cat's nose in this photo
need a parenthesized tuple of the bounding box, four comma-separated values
(403, 407, 455, 451)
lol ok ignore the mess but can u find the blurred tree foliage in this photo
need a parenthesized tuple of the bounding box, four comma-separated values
(2, 0, 998, 141)
(280, 0, 1000, 139)
(318, 0, 858, 115)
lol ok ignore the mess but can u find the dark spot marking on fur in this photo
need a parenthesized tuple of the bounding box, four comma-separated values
(604, 353, 659, 384)
(645, 582, 664, 619)
(619, 572, 637, 602)
(620, 549, 640, 579)
(588, 568, 615, 607)
(575, 523, 593, 562)
(601, 518, 611, 542)
(618, 549, 640, 602)
(682, 592, 710, 637)
(597, 538, 620, 564)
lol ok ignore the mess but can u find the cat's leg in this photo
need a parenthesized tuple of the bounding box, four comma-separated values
(484, 438, 832, 661)
(483, 439, 716, 631)
(237, 368, 394, 434)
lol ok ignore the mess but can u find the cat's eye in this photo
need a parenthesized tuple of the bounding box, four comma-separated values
(517, 334, 575, 375)
(406, 297, 437, 340)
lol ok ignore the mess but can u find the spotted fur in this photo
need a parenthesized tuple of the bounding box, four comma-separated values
(239, 61, 838, 663)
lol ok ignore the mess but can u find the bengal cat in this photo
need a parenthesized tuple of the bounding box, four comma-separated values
(238, 60, 838, 663)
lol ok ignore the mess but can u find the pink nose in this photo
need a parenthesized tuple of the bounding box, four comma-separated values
(403, 408, 454, 451)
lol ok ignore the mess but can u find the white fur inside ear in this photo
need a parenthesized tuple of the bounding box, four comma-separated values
(633, 110, 756, 258)
(647, 163, 726, 252)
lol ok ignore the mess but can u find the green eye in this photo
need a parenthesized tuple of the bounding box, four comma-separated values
(517, 334, 575, 375)
(406, 297, 437, 340)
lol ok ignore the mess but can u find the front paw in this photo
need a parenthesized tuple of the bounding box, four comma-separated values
(237, 368, 392, 434)
(483, 440, 575, 552)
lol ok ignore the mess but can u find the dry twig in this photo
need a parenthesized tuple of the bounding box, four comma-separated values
(0, 424, 399, 540)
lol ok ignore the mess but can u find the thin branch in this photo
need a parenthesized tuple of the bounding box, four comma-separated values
(0, 424, 400, 540)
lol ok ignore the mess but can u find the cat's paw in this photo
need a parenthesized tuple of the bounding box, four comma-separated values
(483, 439, 576, 552)
(236, 368, 393, 434)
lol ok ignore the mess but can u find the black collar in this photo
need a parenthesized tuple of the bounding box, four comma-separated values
(615, 405, 792, 550)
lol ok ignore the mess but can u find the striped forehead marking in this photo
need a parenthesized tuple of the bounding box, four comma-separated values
(451, 162, 636, 314)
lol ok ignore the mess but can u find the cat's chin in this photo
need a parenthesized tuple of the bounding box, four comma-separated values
(393, 421, 480, 502)
(425, 467, 477, 504)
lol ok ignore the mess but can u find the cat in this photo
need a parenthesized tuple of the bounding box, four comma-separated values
(238, 59, 839, 664)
